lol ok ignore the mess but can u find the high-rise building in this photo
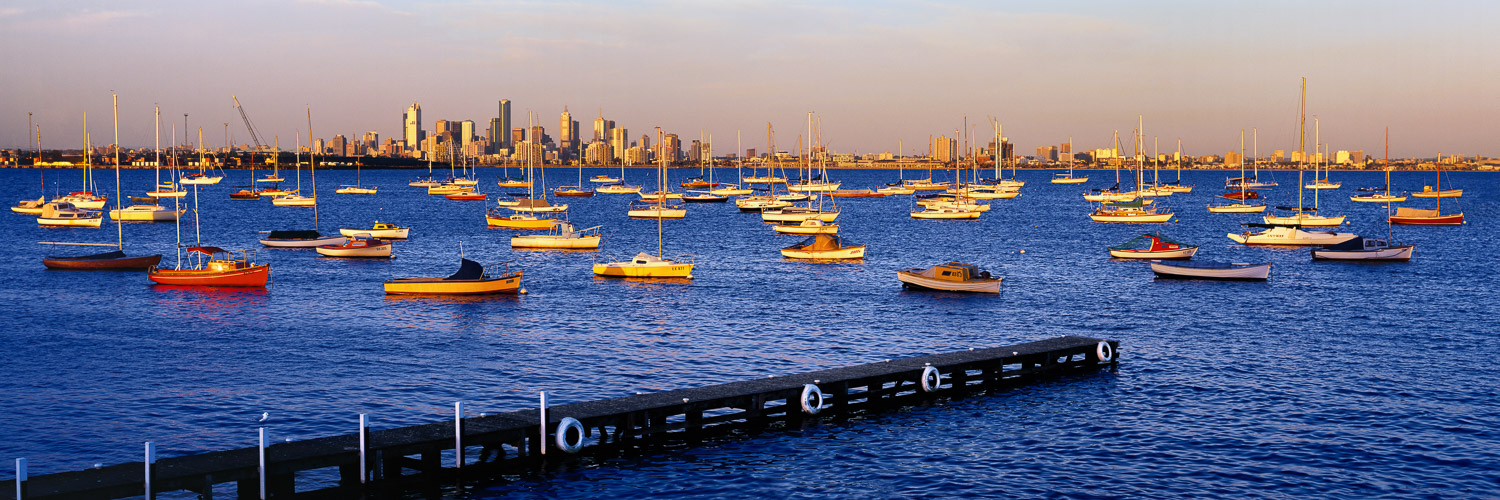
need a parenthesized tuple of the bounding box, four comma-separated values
(497, 99, 511, 150)
(609, 127, 629, 161)
(662, 134, 681, 162)
(460, 120, 475, 149)
(512, 128, 526, 147)
(487, 119, 502, 153)
(593, 115, 608, 142)
(640, 134, 651, 154)
(403, 102, 422, 157)
(1036, 145, 1057, 162)
(1059, 142, 1072, 154)
(933, 136, 957, 163)
(363, 131, 379, 149)
(435, 120, 452, 139)
(1225, 151, 1244, 166)
(331, 134, 347, 156)
(745, 148, 756, 159)
(559, 107, 576, 158)
(584, 140, 611, 164)
(688, 140, 703, 163)
(530, 125, 547, 148)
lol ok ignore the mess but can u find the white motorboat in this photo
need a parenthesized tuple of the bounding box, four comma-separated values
(510, 222, 602, 249)
(735, 196, 791, 212)
(336, 185, 377, 194)
(876, 185, 915, 195)
(1228, 225, 1358, 246)
(1108, 233, 1198, 259)
(597, 183, 644, 194)
(761, 205, 838, 223)
(1262, 212, 1345, 226)
(709, 184, 754, 196)
(338, 222, 410, 239)
(1310, 237, 1414, 261)
(1150, 261, 1270, 280)
(772, 219, 838, 235)
(911, 206, 980, 219)
(36, 202, 103, 227)
(108, 203, 184, 222)
(627, 200, 686, 219)
(271, 194, 316, 207)
(56, 191, 108, 209)
(897, 262, 1002, 293)
(409, 178, 441, 187)
(315, 234, 392, 258)
(590, 174, 620, 184)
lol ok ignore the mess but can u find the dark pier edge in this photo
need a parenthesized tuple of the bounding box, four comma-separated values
(3, 335, 1118, 499)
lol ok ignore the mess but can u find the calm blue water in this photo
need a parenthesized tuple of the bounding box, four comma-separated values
(1, 166, 1497, 498)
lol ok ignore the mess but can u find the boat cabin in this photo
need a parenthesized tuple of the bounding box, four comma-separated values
(923, 262, 990, 282)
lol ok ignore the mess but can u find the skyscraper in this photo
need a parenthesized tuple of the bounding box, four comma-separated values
(559, 107, 576, 158)
(497, 99, 511, 150)
(460, 120, 475, 149)
(609, 127, 628, 161)
(403, 102, 422, 157)
(487, 118, 502, 153)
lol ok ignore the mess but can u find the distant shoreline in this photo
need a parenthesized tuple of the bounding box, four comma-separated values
(1, 164, 1491, 172)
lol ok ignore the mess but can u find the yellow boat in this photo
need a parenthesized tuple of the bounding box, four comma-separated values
(487, 210, 556, 230)
(593, 252, 694, 278)
(384, 259, 523, 295)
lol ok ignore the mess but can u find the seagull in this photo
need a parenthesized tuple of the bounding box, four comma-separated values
(259, 412, 269, 423)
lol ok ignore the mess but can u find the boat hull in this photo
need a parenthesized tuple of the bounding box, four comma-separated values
(896, 271, 1001, 293)
(772, 223, 838, 234)
(627, 208, 687, 219)
(781, 246, 865, 259)
(43, 253, 162, 270)
(1411, 189, 1461, 198)
(1263, 215, 1345, 226)
(1090, 213, 1174, 223)
(1110, 247, 1198, 259)
(259, 236, 348, 248)
(1312, 246, 1414, 261)
(1050, 177, 1088, 184)
(1207, 204, 1267, 213)
(339, 227, 410, 239)
(384, 274, 522, 295)
(1228, 228, 1358, 246)
(486, 216, 557, 229)
(316, 243, 392, 258)
(336, 187, 378, 194)
(1389, 213, 1464, 225)
(761, 211, 838, 222)
(148, 264, 270, 287)
(911, 210, 980, 219)
(108, 207, 184, 221)
(1150, 262, 1270, 281)
(1350, 195, 1406, 203)
(510, 235, 601, 249)
(179, 176, 224, 185)
(592, 261, 693, 278)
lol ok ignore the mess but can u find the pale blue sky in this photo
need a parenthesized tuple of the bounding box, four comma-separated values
(2, 0, 1495, 157)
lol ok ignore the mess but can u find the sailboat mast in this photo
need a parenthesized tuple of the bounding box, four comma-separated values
(154, 107, 161, 187)
(1297, 77, 1306, 212)
(656, 127, 665, 259)
(1314, 118, 1320, 212)
(307, 108, 319, 231)
(112, 95, 123, 248)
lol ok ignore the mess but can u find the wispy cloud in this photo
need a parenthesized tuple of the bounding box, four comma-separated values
(59, 9, 142, 27)
(297, 0, 413, 16)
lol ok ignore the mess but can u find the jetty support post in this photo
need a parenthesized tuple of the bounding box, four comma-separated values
(358, 414, 368, 484)
(453, 402, 463, 469)
(538, 392, 547, 456)
(257, 427, 266, 500)
(143, 442, 155, 500)
(14, 458, 24, 500)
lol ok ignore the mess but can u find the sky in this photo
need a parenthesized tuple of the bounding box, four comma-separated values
(2, 0, 1496, 158)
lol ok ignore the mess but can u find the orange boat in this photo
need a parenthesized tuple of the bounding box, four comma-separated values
(829, 189, 886, 198)
(148, 247, 270, 288)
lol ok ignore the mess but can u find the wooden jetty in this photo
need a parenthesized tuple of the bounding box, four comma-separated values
(5, 335, 1117, 499)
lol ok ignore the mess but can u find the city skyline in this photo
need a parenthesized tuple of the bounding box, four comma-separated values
(2, 1, 1497, 158)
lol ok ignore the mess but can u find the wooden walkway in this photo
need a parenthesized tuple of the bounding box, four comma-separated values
(6, 335, 1118, 499)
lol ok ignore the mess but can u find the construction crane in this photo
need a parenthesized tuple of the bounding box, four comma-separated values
(232, 95, 268, 151)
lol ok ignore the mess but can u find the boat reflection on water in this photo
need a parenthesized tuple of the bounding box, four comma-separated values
(382, 293, 522, 305)
(146, 286, 270, 322)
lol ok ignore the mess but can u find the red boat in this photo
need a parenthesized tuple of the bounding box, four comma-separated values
(553, 187, 596, 197)
(148, 247, 270, 288)
(43, 249, 162, 270)
(1224, 190, 1259, 200)
(1388, 208, 1464, 225)
(829, 189, 887, 198)
(445, 192, 488, 200)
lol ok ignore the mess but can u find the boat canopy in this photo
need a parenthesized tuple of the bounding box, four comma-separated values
(186, 246, 228, 255)
(1321, 237, 1370, 251)
(1109, 232, 1189, 251)
(444, 259, 486, 280)
(1104, 199, 1147, 208)
(792, 234, 844, 250)
(266, 230, 322, 240)
(45, 250, 127, 261)
(1393, 207, 1440, 218)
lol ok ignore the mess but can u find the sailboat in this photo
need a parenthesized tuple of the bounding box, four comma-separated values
(597, 143, 643, 194)
(259, 110, 346, 247)
(780, 233, 865, 259)
(1352, 129, 1406, 203)
(1051, 137, 1088, 184)
(1209, 131, 1268, 213)
(878, 141, 917, 195)
(684, 134, 729, 202)
(1083, 131, 1137, 202)
(1162, 138, 1193, 193)
(385, 256, 521, 295)
(43, 95, 164, 270)
(1410, 154, 1463, 198)
(489, 112, 561, 229)
(553, 149, 596, 197)
(629, 129, 689, 219)
(112, 107, 185, 222)
(336, 159, 377, 194)
(1090, 122, 1173, 223)
(510, 221, 602, 249)
(742, 123, 788, 185)
(1389, 163, 1464, 225)
(1264, 81, 1345, 227)
(271, 133, 316, 206)
(54, 115, 109, 210)
(179, 126, 224, 185)
(594, 127, 695, 279)
(12, 120, 48, 214)
(709, 131, 754, 196)
(786, 113, 840, 193)
(1304, 135, 1341, 189)
(146, 109, 187, 200)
